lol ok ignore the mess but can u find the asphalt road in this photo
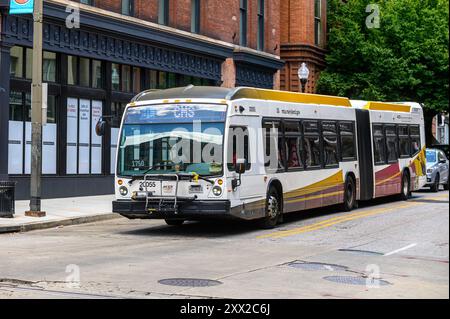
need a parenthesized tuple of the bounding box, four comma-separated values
(0, 189, 448, 299)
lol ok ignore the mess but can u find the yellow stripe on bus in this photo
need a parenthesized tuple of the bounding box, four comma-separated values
(363, 102, 411, 113)
(284, 170, 344, 199)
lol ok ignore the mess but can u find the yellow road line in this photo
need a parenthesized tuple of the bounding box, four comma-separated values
(257, 193, 449, 240)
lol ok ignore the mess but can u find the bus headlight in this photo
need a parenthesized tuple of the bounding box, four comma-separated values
(119, 186, 128, 196)
(212, 186, 222, 196)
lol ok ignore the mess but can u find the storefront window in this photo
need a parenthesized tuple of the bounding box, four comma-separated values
(9, 91, 23, 121)
(8, 91, 57, 175)
(133, 67, 141, 93)
(145, 69, 158, 89)
(47, 95, 57, 124)
(68, 55, 78, 85)
(92, 60, 103, 89)
(121, 65, 131, 92)
(112, 63, 120, 91)
(43, 51, 56, 82)
(158, 71, 167, 89)
(80, 57, 90, 87)
(168, 72, 177, 88)
(10, 46, 24, 78)
(25, 48, 33, 80)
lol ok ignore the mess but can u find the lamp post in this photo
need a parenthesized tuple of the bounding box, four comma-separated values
(297, 62, 310, 93)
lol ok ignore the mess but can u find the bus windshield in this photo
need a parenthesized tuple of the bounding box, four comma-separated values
(117, 104, 226, 177)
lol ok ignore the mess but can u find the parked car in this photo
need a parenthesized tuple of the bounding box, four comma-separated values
(430, 144, 449, 159)
(425, 148, 449, 192)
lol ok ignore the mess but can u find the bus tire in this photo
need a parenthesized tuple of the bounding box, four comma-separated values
(341, 176, 356, 212)
(165, 219, 185, 226)
(430, 174, 440, 192)
(399, 171, 410, 201)
(258, 186, 282, 229)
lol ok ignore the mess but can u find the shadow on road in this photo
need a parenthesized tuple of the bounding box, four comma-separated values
(118, 190, 447, 238)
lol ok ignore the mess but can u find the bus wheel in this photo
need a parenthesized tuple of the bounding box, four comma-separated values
(341, 177, 356, 212)
(258, 187, 281, 229)
(399, 172, 410, 201)
(165, 219, 185, 226)
(431, 174, 440, 193)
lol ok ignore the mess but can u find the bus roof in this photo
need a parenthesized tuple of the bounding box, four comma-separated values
(132, 86, 352, 107)
(350, 100, 422, 113)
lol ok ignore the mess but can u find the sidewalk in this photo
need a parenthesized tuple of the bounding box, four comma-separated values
(0, 195, 120, 234)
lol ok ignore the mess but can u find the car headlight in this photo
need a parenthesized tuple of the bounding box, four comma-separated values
(212, 186, 222, 196)
(427, 168, 433, 174)
(119, 186, 128, 196)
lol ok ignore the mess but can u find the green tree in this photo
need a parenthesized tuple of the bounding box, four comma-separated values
(317, 0, 449, 113)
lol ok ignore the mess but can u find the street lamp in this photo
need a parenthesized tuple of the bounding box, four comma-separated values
(297, 62, 310, 93)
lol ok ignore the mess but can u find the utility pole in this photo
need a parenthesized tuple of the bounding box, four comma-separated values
(25, 0, 46, 217)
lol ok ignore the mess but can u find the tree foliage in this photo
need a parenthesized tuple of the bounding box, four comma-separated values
(317, 0, 449, 113)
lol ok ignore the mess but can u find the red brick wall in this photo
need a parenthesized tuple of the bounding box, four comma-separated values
(280, 0, 327, 93)
(171, 0, 191, 32)
(201, 0, 240, 44)
(135, 0, 158, 23)
(76, 0, 280, 56)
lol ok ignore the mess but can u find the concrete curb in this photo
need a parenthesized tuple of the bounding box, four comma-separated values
(0, 213, 121, 234)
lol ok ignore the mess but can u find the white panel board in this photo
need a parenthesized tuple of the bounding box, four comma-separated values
(78, 99, 91, 174)
(66, 98, 78, 174)
(91, 100, 103, 174)
(8, 121, 23, 174)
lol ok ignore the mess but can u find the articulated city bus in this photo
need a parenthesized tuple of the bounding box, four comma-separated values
(108, 86, 426, 228)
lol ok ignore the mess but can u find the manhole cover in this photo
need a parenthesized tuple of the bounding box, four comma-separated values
(158, 278, 222, 287)
(287, 262, 348, 272)
(338, 249, 384, 256)
(324, 276, 390, 286)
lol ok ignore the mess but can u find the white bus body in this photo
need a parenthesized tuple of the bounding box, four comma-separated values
(112, 87, 426, 227)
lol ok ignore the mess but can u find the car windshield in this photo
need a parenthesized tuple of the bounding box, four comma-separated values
(117, 104, 226, 177)
(426, 150, 437, 163)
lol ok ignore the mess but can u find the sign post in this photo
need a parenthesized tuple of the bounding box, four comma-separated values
(17, 0, 46, 217)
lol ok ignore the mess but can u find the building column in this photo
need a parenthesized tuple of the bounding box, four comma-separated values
(221, 58, 236, 88)
(0, 41, 12, 180)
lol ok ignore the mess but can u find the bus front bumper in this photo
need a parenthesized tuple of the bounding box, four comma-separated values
(112, 199, 233, 220)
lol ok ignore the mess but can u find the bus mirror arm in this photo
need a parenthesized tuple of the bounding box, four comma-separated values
(232, 176, 241, 191)
(232, 159, 246, 191)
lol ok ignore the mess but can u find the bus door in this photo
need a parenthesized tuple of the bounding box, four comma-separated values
(227, 120, 263, 203)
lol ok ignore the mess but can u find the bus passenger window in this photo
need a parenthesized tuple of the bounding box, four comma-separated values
(339, 122, 356, 160)
(373, 124, 386, 165)
(322, 121, 338, 167)
(385, 125, 398, 163)
(303, 121, 321, 168)
(398, 125, 410, 158)
(263, 121, 282, 170)
(409, 125, 421, 155)
(286, 137, 303, 169)
(227, 127, 250, 171)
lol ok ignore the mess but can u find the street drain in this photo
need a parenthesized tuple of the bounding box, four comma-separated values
(338, 249, 384, 256)
(158, 278, 222, 287)
(287, 262, 348, 272)
(324, 276, 390, 286)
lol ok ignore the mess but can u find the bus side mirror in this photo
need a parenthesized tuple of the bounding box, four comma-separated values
(235, 158, 246, 174)
(95, 120, 106, 136)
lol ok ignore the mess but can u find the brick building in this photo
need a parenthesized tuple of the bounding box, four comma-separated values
(0, 0, 326, 199)
(280, 0, 327, 93)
